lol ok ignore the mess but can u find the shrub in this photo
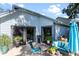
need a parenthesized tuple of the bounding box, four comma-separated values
(14, 36, 22, 42)
(0, 34, 12, 48)
(48, 46, 57, 54)
(47, 36, 52, 41)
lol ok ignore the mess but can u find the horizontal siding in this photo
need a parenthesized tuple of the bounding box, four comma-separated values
(0, 19, 16, 38)
(0, 11, 54, 41)
(55, 25, 69, 40)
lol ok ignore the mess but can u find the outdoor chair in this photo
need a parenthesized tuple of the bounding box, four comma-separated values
(28, 40, 42, 54)
(53, 41, 69, 55)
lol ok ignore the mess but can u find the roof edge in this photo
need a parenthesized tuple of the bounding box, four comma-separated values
(12, 5, 55, 21)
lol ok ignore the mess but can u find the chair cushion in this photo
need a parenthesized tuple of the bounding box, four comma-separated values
(53, 41, 68, 51)
(32, 48, 41, 53)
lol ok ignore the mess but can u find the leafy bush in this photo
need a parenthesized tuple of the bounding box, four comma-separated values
(48, 46, 57, 54)
(46, 36, 52, 42)
(0, 34, 13, 54)
(14, 36, 22, 42)
(0, 34, 11, 47)
(0, 34, 12, 48)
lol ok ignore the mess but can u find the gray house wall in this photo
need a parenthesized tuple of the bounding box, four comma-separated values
(55, 24, 69, 40)
(0, 9, 54, 42)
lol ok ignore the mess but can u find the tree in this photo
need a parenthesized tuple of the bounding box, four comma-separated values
(62, 3, 79, 19)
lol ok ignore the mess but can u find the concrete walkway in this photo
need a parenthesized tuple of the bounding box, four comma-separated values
(0, 46, 22, 56)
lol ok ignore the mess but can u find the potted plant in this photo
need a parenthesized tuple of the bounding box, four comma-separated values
(14, 36, 22, 47)
(46, 36, 52, 45)
(0, 34, 12, 54)
(48, 46, 57, 55)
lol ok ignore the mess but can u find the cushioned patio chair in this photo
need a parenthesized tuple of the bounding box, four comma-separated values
(28, 40, 42, 54)
(53, 41, 69, 55)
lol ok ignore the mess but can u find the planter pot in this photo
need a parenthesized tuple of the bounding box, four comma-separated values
(0, 46, 2, 53)
(19, 41, 26, 45)
(15, 41, 20, 47)
(0, 46, 9, 54)
(47, 40, 50, 44)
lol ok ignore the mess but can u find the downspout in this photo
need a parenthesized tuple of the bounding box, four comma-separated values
(53, 22, 56, 41)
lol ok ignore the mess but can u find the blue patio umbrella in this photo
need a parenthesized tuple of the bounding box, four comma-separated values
(68, 19, 79, 54)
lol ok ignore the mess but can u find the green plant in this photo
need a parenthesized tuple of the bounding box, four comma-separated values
(48, 46, 57, 54)
(47, 36, 52, 41)
(14, 36, 22, 42)
(0, 34, 12, 48)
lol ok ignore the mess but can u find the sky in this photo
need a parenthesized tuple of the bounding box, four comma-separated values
(0, 3, 69, 19)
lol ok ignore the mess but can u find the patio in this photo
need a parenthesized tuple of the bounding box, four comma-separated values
(0, 42, 50, 56)
(0, 41, 79, 56)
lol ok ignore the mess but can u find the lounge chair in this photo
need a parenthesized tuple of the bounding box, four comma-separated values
(53, 41, 69, 55)
(28, 40, 42, 54)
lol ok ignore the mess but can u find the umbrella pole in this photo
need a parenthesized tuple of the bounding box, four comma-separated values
(74, 53, 76, 56)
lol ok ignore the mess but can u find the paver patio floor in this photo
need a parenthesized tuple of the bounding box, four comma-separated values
(0, 42, 49, 56)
